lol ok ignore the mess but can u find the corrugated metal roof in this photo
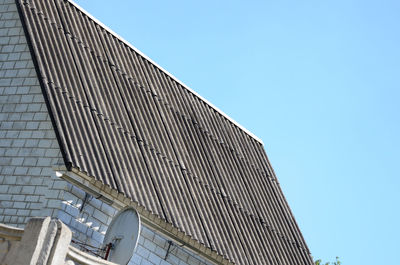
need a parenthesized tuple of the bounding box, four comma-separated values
(17, 0, 313, 264)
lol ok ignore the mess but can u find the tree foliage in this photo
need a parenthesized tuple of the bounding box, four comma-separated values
(314, 256, 341, 265)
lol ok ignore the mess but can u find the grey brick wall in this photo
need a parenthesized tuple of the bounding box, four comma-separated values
(130, 226, 213, 265)
(0, 0, 64, 227)
(58, 182, 213, 265)
(56, 182, 117, 248)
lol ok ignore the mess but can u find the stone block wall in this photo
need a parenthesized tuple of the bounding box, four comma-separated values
(130, 226, 213, 265)
(56, 182, 213, 265)
(0, 0, 64, 227)
(56, 182, 117, 248)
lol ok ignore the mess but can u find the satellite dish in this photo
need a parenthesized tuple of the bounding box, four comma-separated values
(102, 207, 141, 265)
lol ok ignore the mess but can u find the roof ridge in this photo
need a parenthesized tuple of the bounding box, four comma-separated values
(66, 0, 263, 145)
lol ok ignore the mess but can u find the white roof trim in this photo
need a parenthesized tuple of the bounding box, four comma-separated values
(67, 0, 263, 144)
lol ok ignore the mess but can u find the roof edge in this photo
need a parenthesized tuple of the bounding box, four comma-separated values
(67, 0, 263, 145)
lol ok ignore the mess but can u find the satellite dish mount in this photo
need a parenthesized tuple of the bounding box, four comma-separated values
(102, 207, 141, 265)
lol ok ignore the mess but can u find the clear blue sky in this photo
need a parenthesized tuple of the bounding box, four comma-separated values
(74, 1, 400, 264)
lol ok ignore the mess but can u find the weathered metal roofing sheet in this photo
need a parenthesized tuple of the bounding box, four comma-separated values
(17, 0, 313, 264)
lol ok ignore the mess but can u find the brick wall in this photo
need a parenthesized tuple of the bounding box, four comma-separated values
(131, 226, 213, 265)
(57, 182, 213, 265)
(0, 0, 64, 227)
(56, 182, 117, 248)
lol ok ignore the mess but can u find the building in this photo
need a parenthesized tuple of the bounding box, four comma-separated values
(0, 0, 313, 264)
